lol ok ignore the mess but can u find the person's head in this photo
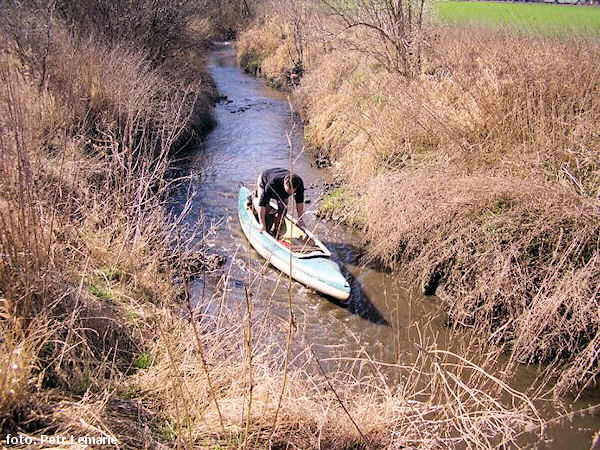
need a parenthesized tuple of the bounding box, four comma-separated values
(284, 174, 302, 195)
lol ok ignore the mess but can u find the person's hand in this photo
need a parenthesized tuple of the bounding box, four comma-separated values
(297, 219, 306, 229)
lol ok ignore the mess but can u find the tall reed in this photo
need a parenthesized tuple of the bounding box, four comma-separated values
(0, 0, 215, 442)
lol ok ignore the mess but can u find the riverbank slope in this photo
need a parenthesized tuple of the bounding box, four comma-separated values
(237, 6, 600, 399)
(0, 0, 220, 445)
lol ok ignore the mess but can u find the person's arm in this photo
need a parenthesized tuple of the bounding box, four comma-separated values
(296, 202, 305, 228)
(259, 206, 267, 232)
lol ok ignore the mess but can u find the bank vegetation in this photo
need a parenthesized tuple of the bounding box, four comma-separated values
(0, 0, 218, 446)
(1, 0, 597, 448)
(237, 0, 600, 402)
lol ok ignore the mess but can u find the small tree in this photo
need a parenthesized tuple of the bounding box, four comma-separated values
(270, 0, 314, 79)
(202, 0, 258, 38)
(320, 0, 428, 77)
(56, 0, 200, 63)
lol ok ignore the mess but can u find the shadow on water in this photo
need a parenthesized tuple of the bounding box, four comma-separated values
(321, 271, 390, 327)
(324, 242, 390, 327)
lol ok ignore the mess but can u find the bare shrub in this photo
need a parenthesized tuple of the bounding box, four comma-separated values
(237, 0, 328, 87)
(0, 0, 212, 439)
(56, 0, 201, 63)
(201, 0, 258, 38)
(318, 0, 429, 77)
(237, 14, 310, 88)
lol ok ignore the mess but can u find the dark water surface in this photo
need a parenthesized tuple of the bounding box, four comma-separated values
(169, 42, 599, 448)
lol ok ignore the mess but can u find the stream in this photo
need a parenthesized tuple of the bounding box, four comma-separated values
(169, 42, 600, 449)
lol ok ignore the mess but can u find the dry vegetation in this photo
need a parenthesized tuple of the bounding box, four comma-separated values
(0, 33, 545, 445)
(132, 290, 546, 449)
(1, 0, 596, 447)
(0, 0, 216, 445)
(237, 1, 600, 400)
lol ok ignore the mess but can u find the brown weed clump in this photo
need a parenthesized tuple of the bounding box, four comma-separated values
(0, 0, 216, 443)
(130, 268, 543, 448)
(239, 13, 600, 397)
(236, 9, 317, 89)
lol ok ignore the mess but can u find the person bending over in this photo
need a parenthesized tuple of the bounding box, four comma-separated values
(255, 168, 305, 235)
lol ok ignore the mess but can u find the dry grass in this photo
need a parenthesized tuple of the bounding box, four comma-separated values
(1, 0, 595, 447)
(128, 264, 544, 449)
(236, 5, 320, 89)
(0, 0, 216, 444)
(236, 17, 300, 88)
(238, 10, 600, 400)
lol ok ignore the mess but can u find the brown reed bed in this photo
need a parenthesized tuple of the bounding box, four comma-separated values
(237, 6, 600, 401)
(129, 250, 545, 449)
(0, 0, 217, 444)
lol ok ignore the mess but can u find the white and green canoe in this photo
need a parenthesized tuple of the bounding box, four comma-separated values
(238, 186, 351, 300)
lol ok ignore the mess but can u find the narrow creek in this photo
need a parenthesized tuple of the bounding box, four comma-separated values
(170, 42, 599, 448)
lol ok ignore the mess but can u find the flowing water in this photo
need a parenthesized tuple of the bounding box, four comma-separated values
(169, 42, 599, 448)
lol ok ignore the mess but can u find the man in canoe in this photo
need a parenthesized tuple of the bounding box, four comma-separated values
(255, 168, 305, 236)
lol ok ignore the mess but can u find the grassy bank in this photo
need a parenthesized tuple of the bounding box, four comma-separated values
(437, 1, 600, 36)
(237, 4, 600, 400)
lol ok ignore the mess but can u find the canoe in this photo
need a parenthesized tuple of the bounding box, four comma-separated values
(238, 186, 351, 300)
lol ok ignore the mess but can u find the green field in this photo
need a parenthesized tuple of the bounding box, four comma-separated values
(437, 1, 600, 35)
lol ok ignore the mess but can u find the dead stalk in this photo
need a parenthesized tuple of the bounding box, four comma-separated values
(243, 286, 254, 448)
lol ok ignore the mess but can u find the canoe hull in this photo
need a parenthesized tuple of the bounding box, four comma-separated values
(238, 186, 350, 300)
